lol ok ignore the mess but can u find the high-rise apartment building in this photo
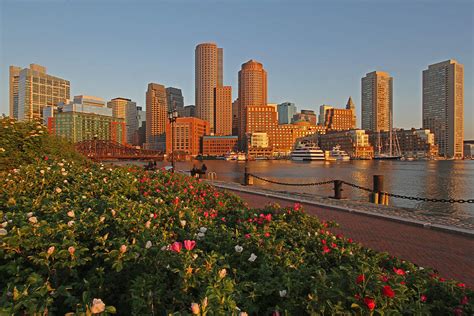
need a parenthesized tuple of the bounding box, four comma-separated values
(422, 60, 464, 158)
(214, 86, 232, 135)
(166, 87, 184, 115)
(238, 60, 268, 147)
(361, 71, 393, 132)
(145, 83, 167, 151)
(277, 102, 297, 124)
(10, 64, 70, 121)
(232, 99, 239, 136)
(107, 97, 138, 144)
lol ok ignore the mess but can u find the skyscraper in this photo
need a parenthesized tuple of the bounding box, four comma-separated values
(10, 64, 70, 121)
(145, 83, 167, 151)
(9, 66, 21, 119)
(277, 102, 297, 124)
(238, 59, 268, 147)
(346, 96, 357, 128)
(107, 97, 139, 145)
(423, 60, 464, 158)
(195, 43, 222, 133)
(195, 42, 232, 135)
(361, 71, 393, 132)
(166, 87, 184, 115)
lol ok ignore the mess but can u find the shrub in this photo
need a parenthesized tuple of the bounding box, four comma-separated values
(0, 160, 472, 315)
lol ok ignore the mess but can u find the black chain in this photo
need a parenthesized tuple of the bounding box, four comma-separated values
(247, 173, 473, 204)
(248, 173, 334, 187)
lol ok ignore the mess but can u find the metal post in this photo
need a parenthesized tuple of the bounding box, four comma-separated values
(171, 119, 175, 173)
(333, 180, 343, 199)
(244, 166, 253, 186)
(373, 175, 384, 204)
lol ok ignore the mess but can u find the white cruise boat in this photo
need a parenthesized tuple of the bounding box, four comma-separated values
(290, 141, 325, 161)
(328, 145, 350, 161)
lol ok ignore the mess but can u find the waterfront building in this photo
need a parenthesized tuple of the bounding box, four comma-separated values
(318, 104, 333, 125)
(43, 96, 125, 144)
(278, 102, 297, 124)
(215, 86, 233, 135)
(183, 105, 196, 117)
(319, 129, 374, 159)
(246, 105, 278, 136)
(166, 87, 184, 115)
(368, 129, 439, 159)
(10, 64, 70, 121)
(232, 99, 239, 136)
(107, 97, 138, 144)
(195, 42, 222, 133)
(324, 98, 356, 131)
(464, 141, 474, 159)
(202, 135, 238, 156)
(165, 117, 209, 156)
(250, 132, 269, 148)
(423, 60, 464, 159)
(238, 59, 268, 148)
(145, 83, 167, 151)
(361, 71, 393, 132)
(292, 110, 317, 125)
(271, 122, 325, 155)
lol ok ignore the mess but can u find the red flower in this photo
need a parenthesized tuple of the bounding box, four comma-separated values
(331, 242, 337, 249)
(354, 293, 361, 300)
(382, 285, 395, 298)
(364, 297, 376, 311)
(170, 242, 182, 253)
(457, 283, 466, 288)
(454, 307, 463, 316)
(245, 234, 251, 239)
(380, 275, 389, 282)
(322, 245, 331, 254)
(347, 238, 353, 243)
(356, 274, 365, 284)
(321, 239, 327, 245)
(439, 278, 446, 282)
(460, 295, 469, 305)
(221, 217, 226, 222)
(264, 232, 270, 237)
(172, 197, 179, 206)
(265, 214, 272, 222)
(183, 240, 196, 251)
(420, 294, 427, 302)
(44, 156, 49, 161)
(400, 281, 406, 285)
(204, 211, 209, 217)
(293, 203, 301, 211)
(393, 268, 405, 276)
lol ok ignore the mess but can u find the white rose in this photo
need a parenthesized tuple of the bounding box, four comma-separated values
(0, 228, 7, 236)
(145, 241, 152, 249)
(248, 253, 257, 262)
(279, 290, 287, 297)
(27, 212, 33, 218)
(199, 227, 207, 233)
(29, 217, 38, 224)
(235, 245, 243, 253)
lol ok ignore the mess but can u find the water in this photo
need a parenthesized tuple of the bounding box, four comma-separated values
(119, 159, 474, 218)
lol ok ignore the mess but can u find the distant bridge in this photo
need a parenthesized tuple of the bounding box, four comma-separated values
(75, 140, 164, 160)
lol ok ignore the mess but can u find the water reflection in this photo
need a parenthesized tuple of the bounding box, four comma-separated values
(121, 159, 474, 218)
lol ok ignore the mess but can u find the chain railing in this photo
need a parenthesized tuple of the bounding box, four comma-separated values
(246, 172, 473, 204)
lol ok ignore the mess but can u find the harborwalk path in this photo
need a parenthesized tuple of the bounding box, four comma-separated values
(208, 180, 474, 287)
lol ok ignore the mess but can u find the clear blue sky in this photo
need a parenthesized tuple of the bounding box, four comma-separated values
(1, 0, 473, 138)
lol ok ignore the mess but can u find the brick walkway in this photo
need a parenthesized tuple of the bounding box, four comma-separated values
(228, 190, 474, 286)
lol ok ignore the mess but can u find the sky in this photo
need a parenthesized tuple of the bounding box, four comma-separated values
(1, 0, 473, 138)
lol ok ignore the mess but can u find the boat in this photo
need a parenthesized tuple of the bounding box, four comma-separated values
(373, 129, 402, 160)
(290, 140, 325, 161)
(327, 145, 350, 161)
(224, 151, 238, 161)
(237, 153, 247, 161)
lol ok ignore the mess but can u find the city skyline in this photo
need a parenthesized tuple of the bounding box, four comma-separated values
(1, 1, 472, 138)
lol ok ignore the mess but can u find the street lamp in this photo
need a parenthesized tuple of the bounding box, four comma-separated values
(168, 108, 179, 173)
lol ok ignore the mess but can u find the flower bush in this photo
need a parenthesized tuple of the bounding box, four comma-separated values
(0, 119, 472, 315)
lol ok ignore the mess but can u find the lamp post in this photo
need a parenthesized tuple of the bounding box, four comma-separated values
(168, 108, 178, 173)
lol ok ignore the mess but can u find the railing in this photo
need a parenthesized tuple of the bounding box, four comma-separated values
(243, 167, 473, 205)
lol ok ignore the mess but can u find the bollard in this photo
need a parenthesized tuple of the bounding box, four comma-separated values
(333, 180, 343, 199)
(244, 167, 253, 186)
(373, 175, 384, 204)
